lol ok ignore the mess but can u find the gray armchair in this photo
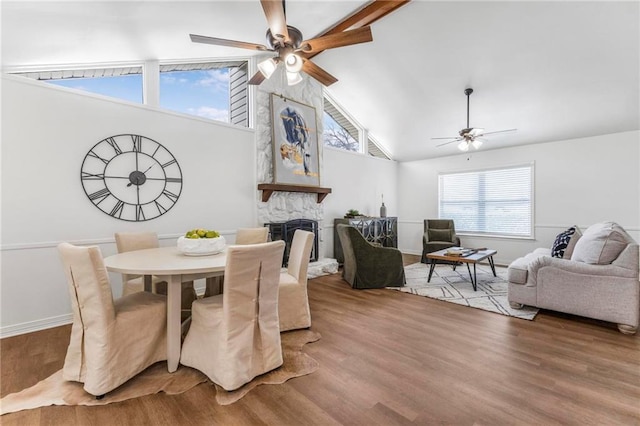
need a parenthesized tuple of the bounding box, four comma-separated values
(421, 219, 461, 264)
(337, 224, 405, 289)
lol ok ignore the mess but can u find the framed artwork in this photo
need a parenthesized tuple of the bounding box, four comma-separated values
(270, 94, 320, 186)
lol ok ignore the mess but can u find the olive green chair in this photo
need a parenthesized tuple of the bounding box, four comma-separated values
(421, 219, 461, 264)
(337, 224, 405, 289)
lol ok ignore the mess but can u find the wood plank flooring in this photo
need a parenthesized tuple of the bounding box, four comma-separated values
(2, 255, 639, 425)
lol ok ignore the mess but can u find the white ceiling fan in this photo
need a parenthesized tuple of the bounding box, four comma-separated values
(433, 88, 517, 151)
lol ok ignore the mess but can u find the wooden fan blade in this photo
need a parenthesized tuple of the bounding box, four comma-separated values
(478, 128, 517, 136)
(436, 139, 463, 147)
(190, 34, 269, 51)
(260, 0, 289, 42)
(302, 60, 338, 86)
(300, 26, 373, 53)
(248, 70, 266, 86)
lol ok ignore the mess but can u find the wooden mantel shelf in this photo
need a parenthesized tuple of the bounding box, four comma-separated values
(258, 184, 332, 203)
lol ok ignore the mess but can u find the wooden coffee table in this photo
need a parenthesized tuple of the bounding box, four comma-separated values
(426, 248, 497, 291)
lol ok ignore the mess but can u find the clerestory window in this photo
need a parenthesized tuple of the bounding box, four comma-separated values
(12, 61, 249, 128)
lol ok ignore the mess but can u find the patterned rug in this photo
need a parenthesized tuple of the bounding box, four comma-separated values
(389, 263, 539, 320)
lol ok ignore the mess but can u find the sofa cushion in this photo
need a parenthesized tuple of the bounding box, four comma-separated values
(428, 228, 453, 242)
(571, 223, 628, 264)
(551, 226, 577, 258)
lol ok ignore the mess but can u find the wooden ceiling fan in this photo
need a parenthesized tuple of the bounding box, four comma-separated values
(189, 0, 377, 87)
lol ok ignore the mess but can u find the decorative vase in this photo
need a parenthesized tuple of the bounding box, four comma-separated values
(380, 195, 387, 218)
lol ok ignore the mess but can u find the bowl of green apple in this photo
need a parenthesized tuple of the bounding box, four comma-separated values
(177, 228, 226, 256)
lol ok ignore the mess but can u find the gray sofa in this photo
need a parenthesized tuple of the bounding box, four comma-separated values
(508, 222, 639, 334)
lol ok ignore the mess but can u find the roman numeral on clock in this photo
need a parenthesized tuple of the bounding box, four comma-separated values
(136, 205, 146, 221)
(82, 172, 105, 180)
(88, 188, 110, 203)
(161, 159, 177, 168)
(162, 189, 179, 202)
(110, 200, 125, 218)
(131, 135, 142, 152)
(87, 150, 109, 164)
(105, 137, 122, 154)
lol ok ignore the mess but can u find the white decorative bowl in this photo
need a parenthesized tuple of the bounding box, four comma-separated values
(177, 235, 226, 256)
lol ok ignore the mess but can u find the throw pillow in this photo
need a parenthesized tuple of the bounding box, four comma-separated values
(551, 227, 576, 258)
(570, 224, 628, 264)
(563, 226, 582, 259)
(428, 228, 453, 242)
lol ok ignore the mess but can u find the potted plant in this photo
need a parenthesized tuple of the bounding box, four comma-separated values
(344, 209, 363, 218)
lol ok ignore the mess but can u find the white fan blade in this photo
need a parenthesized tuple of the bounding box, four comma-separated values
(479, 128, 517, 136)
(436, 138, 463, 147)
(432, 136, 459, 140)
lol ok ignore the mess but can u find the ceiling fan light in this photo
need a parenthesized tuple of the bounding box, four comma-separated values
(458, 141, 469, 151)
(257, 57, 278, 79)
(471, 139, 483, 149)
(286, 71, 303, 86)
(284, 53, 303, 73)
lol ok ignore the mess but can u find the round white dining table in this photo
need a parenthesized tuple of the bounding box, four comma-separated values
(104, 246, 226, 372)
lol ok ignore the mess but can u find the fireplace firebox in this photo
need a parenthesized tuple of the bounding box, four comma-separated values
(265, 219, 319, 266)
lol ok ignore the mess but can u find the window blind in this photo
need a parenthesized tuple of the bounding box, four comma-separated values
(439, 165, 533, 237)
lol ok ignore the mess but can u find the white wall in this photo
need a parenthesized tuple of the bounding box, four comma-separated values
(0, 75, 257, 336)
(321, 147, 398, 258)
(398, 131, 640, 265)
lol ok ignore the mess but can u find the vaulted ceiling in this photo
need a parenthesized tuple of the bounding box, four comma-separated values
(2, 1, 638, 161)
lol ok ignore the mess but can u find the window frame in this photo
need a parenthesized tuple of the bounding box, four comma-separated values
(438, 163, 535, 239)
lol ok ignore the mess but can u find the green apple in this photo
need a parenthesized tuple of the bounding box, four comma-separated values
(205, 230, 219, 238)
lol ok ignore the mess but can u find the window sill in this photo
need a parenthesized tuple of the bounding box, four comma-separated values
(458, 233, 535, 241)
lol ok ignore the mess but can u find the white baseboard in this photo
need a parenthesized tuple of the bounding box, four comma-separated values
(0, 313, 73, 339)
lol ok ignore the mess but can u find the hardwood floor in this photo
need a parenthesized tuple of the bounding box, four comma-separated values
(2, 255, 639, 425)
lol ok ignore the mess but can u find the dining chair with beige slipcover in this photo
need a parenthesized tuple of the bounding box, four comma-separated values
(180, 240, 286, 391)
(57, 242, 167, 397)
(115, 232, 196, 317)
(203, 227, 270, 297)
(235, 227, 270, 245)
(278, 229, 315, 332)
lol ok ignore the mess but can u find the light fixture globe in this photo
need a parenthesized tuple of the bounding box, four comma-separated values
(285, 53, 303, 73)
(286, 71, 303, 86)
(257, 57, 278, 78)
(458, 141, 469, 151)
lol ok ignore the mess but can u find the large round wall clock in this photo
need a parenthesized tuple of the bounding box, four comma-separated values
(80, 134, 183, 222)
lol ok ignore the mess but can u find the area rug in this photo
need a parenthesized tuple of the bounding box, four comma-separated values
(389, 263, 539, 320)
(0, 329, 320, 414)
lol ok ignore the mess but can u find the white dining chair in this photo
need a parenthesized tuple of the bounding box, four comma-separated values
(278, 230, 315, 331)
(235, 227, 269, 245)
(115, 232, 197, 319)
(57, 242, 167, 397)
(203, 227, 270, 297)
(180, 240, 286, 391)
(114, 232, 166, 296)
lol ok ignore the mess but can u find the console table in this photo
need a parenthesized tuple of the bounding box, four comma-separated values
(334, 216, 398, 263)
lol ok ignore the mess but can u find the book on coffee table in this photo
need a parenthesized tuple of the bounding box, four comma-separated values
(445, 247, 477, 257)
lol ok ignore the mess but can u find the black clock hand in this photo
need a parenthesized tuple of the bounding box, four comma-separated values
(142, 164, 154, 174)
(127, 175, 141, 187)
